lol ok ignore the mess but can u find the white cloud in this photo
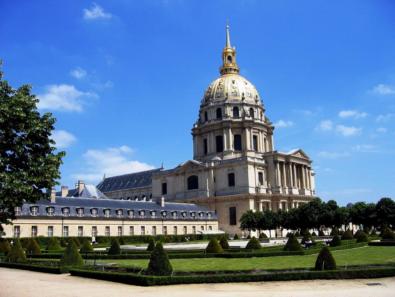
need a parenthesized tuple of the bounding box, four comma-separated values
(70, 67, 87, 79)
(51, 130, 77, 148)
(376, 113, 394, 122)
(372, 84, 395, 95)
(317, 151, 350, 159)
(274, 120, 294, 128)
(83, 3, 112, 20)
(338, 110, 367, 119)
(37, 84, 97, 112)
(315, 120, 333, 131)
(352, 144, 379, 153)
(72, 145, 154, 183)
(376, 127, 387, 133)
(335, 125, 361, 136)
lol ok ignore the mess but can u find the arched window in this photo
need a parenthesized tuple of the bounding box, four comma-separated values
(233, 106, 239, 118)
(249, 108, 254, 118)
(187, 175, 199, 190)
(216, 108, 222, 119)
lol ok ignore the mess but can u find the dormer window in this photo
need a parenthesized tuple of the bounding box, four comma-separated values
(190, 212, 196, 218)
(207, 212, 212, 219)
(161, 211, 167, 217)
(172, 211, 177, 219)
(139, 210, 145, 217)
(128, 210, 134, 218)
(15, 207, 21, 216)
(47, 207, 55, 216)
(151, 211, 156, 218)
(30, 206, 39, 216)
(62, 207, 70, 216)
(91, 208, 98, 217)
(116, 209, 123, 217)
(76, 208, 84, 217)
(104, 209, 111, 218)
(181, 211, 187, 218)
(198, 212, 204, 218)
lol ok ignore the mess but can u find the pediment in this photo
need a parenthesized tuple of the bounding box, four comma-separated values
(288, 149, 310, 160)
(175, 160, 205, 172)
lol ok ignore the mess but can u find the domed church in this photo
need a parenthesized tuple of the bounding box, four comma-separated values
(149, 26, 317, 235)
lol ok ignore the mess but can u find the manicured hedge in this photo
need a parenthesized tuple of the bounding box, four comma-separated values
(368, 241, 395, 246)
(0, 262, 65, 274)
(69, 266, 395, 286)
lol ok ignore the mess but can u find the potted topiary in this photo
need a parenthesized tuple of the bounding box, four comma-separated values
(6, 239, 26, 263)
(108, 238, 121, 255)
(205, 238, 223, 253)
(60, 240, 83, 267)
(315, 246, 336, 270)
(219, 236, 230, 250)
(145, 242, 173, 276)
(245, 237, 261, 250)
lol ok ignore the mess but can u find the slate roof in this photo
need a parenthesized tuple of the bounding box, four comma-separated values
(96, 169, 161, 193)
(56, 185, 108, 199)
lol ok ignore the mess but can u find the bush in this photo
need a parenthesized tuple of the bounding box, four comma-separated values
(6, 239, 27, 263)
(119, 237, 125, 245)
(145, 242, 173, 276)
(245, 237, 261, 250)
(371, 229, 377, 236)
(341, 230, 353, 240)
(381, 228, 395, 240)
(146, 238, 156, 251)
(315, 246, 336, 270)
(355, 231, 369, 243)
(233, 234, 239, 240)
(330, 235, 342, 247)
(353, 230, 364, 239)
(80, 239, 94, 254)
(60, 241, 83, 267)
(319, 230, 325, 236)
(330, 228, 339, 236)
(312, 232, 317, 237)
(294, 231, 301, 237)
(71, 237, 81, 248)
(46, 237, 61, 251)
(26, 238, 41, 256)
(108, 239, 121, 255)
(259, 233, 268, 239)
(219, 237, 229, 250)
(0, 239, 11, 255)
(246, 235, 251, 239)
(205, 238, 223, 253)
(283, 234, 303, 252)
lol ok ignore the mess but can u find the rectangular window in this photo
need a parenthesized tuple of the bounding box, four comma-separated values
(141, 226, 145, 235)
(63, 226, 69, 237)
(14, 226, 20, 238)
(203, 138, 208, 155)
(173, 226, 177, 235)
(258, 172, 264, 185)
(209, 226, 213, 231)
(161, 182, 167, 195)
(92, 226, 98, 237)
(183, 226, 187, 235)
(282, 201, 287, 211)
(192, 226, 196, 234)
(228, 173, 235, 187)
(253, 135, 258, 151)
(152, 226, 157, 236)
(117, 226, 122, 237)
(201, 226, 204, 231)
(105, 226, 110, 237)
(78, 226, 84, 237)
(216, 135, 223, 153)
(47, 226, 54, 237)
(163, 226, 167, 235)
(234, 134, 242, 151)
(31, 226, 38, 237)
(229, 207, 237, 225)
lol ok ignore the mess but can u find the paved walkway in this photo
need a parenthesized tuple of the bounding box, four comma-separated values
(1, 268, 394, 297)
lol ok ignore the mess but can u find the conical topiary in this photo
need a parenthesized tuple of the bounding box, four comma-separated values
(145, 242, 173, 276)
(205, 238, 223, 253)
(6, 239, 27, 263)
(46, 237, 61, 251)
(330, 234, 342, 247)
(381, 227, 395, 240)
(283, 234, 303, 251)
(219, 236, 230, 250)
(108, 238, 121, 255)
(355, 231, 369, 243)
(245, 237, 261, 250)
(0, 239, 11, 255)
(315, 246, 336, 270)
(80, 239, 94, 254)
(60, 240, 83, 267)
(233, 234, 239, 240)
(259, 232, 268, 239)
(26, 238, 41, 255)
(330, 228, 339, 236)
(146, 237, 156, 251)
(341, 229, 353, 240)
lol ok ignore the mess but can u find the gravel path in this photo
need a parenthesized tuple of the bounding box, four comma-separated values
(0, 267, 394, 297)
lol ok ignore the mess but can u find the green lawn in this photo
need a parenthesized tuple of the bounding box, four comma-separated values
(95, 246, 395, 272)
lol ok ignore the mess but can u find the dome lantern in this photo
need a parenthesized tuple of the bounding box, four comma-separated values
(220, 25, 239, 75)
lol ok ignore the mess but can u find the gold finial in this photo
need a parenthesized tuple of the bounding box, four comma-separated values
(226, 24, 231, 48)
(220, 24, 239, 75)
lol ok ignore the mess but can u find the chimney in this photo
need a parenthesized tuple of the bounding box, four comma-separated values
(61, 186, 68, 197)
(76, 180, 85, 195)
(50, 188, 56, 203)
(160, 196, 165, 208)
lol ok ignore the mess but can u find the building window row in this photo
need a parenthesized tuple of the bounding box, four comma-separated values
(202, 107, 261, 123)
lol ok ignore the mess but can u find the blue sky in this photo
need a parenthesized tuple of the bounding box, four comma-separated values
(1, 1, 395, 205)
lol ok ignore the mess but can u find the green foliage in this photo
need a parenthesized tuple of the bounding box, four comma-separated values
(108, 239, 121, 255)
(375, 198, 395, 228)
(355, 232, 369, 243)
(245, 237, 261, 250)
(341, 229, 353, 240)
(26, 238, 41, 255)
(246, 235, 251, 239)
(0, 239, 11, 254)
(233, 234, 239, 240)
(146, 238, 156, 251)
(259, 232, 268, 239)
(380, 227, 395, 240)
(119, 237, 125, 245)
(311, 232, 317, 237)
(219, 237, 229, 249)
(0, 68, 65, 228)
(46, 237, 61, 251)
(80, 239, 94, 254)
(145, 242, 173, 276)
(330, 228, 339, 236)
(318, 229, 325, 236)
(6, 239, 26, 263)
(60, 241, 83, 267)
(239, 210, 259, 232)
(283, 234, 303, 252)
(205, 238, 223, 253)
(330, 235, 342, 247)
(315, 246, 336, 270)
(71, 237, 81, 248)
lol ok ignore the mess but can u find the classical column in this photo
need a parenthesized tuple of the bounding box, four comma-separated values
(301, 166, 306, 189)
(276, 162, 281, 187)
(293, 164, 298, 188)
(259, 200, 263, 212)
(289, 163, 294, 188)
(283, 163, 288, 188)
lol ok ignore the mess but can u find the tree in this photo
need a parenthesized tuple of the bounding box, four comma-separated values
(26, 238, 41, 255)
(258, 210, 278, 238)
(108, 238, 121, 255)
(145, 242, 173, 276)
(240, 210, 259, 235)
(46, 237, 61, 251)
(315, 246, 336, 270)
(60, 241, 83, 267)
(375, 198, 395, 228)
(0, 67, 64, 230)
(6, 239, 26, 263)
(205, 238, 223, 253)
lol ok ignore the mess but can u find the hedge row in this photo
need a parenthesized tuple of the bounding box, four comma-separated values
(69, 266, 395, 286)
(368, 241, 395, 246)
(0, 262, 65, 274)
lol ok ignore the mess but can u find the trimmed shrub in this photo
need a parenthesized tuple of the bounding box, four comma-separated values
(246, 235, 251, 239)
(330, 228, 339, 236)
(6, 239, 27, 263)
(145, 242, 173, 276)
(71, 237, 81, 248)
(381, 228, 395, 240)
(46, 237, 61, 251)
(354, 231, 369, 243)
(119, 237, 125, 245)
(108, 239, 121, 255)
(245, 237, 261, 250)
(146, 238, 156, 252)
(0, 239, 11, 255)
(60, 241, 83, 267)
(259, 233, 268, 239)
(294, 231, 301, 237)
(341, 230, 353, 240)
(312, 232, 317, 237)
(353, 230, 364, 239)
(315, 246, 336, 270)
(319, 230, 325, 236)
(219, 237, 229, 250)
(371, 229, 377, 236)
(80, 239, 94, 254)
(283, 234, 303, 252)
(26, 238, 41, 256)
(205, 238, 223, 253)
(301, 229, 311, 237)
(233, 234, 239, 240)
(330, 235, 342, 247)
